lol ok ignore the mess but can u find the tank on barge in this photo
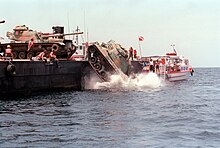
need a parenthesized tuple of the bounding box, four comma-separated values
(0, 22, 92, 98)
(0, 25, 83, 59)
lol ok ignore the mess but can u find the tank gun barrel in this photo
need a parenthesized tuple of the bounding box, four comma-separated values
(0, 20, 5, 24)
(41, 32, 83, 38)
(63, 32, 84, 36)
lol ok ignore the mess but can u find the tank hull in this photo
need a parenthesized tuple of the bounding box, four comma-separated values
(0, 41, 73, 59)
(87, 41, 130, 81)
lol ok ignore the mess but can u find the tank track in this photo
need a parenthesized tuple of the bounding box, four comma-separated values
(88, 44, 116, 81)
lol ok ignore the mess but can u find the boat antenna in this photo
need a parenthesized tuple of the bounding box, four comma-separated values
(84, 10, 86, 42)
(171, 44, 177, 54)
(67, 12, 70, 39)
(87, 27, 89, 43)
(81, 34, 85, 43)
(75, 26, 79, 45)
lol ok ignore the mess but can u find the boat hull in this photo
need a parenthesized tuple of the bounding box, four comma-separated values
(164, 71, 190, 81)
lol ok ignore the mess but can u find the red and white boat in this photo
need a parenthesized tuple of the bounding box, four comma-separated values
(140, 50, 193, 82)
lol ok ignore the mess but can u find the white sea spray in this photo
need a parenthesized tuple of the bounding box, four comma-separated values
(94, 72, 162, 91)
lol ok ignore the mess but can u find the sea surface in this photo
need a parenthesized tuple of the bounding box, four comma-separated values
(0, 68, 220, 148)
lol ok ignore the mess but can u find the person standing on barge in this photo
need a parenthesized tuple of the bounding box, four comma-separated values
(5, 45, 13, 60)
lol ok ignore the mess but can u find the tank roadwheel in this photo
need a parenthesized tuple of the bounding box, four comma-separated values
(90, 57, 97, 64)
(88, 47, 96, 53)
(94, 63, 102, 70)
(18, 52, 26, 59)
(100, 71, 107, 77)
(27, 52, 34, 59)
(12, 52, 18, 59)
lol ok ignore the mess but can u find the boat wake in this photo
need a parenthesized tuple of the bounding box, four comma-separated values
(94, 72, 162, 91)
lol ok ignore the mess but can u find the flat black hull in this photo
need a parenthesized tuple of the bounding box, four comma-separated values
(0, 60, 92, 98)
(0, 60, 143, 98)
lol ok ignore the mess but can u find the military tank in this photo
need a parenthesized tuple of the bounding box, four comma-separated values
(0, 25, 83, 59)
(87, 40, 130, 82)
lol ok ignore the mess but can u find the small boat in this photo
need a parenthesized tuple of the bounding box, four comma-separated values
(140, 49, 193, 82)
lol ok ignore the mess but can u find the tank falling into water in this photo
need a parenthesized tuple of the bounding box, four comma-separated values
(87, 40, 131, 82)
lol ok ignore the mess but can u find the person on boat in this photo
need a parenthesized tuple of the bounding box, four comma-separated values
(49, 49, 59, 67)
(149, 58, 154, 72)
(49, 49, 57, 61)
(190, 69, 194, 76)
(36, 49, 47, 61)
(133, 49, 137, 60)
(129, 47, 133, 60)
(142, 61, 147, 73)
(5, 45, 13, 59)
(27, 38, 34, 52)
(155, 60, 160, 74)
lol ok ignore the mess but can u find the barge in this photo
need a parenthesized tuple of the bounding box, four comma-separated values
(0, 59, 142, 97)
(0, 60, 94, 97)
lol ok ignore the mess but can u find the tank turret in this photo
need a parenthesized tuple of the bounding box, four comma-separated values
(6, 25, 42, 43)
(6, 25, 83, 43)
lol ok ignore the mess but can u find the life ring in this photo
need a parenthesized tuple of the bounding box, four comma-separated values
(52, 44, 59, 52)
(6, 64, 16, 75)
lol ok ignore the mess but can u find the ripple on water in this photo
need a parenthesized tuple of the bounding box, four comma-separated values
(0, 68, 220, 147)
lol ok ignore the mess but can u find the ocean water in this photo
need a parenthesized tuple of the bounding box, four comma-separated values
(0, 68, 220, 148)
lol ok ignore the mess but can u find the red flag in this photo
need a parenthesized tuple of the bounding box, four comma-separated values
(139, 36, 144, 41)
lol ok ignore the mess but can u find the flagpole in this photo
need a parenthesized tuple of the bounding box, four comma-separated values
(138, 36, 144, 59)
(138, 40, 142, 58)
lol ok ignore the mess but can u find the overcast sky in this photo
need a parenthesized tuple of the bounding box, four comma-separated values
(0, 0, 220, 67)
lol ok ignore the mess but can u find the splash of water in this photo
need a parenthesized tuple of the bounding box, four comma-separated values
(94, 72, 162, 91)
